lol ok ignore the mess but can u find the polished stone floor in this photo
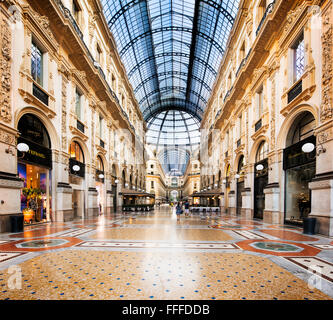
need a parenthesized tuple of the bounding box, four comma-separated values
(0, 205, 333, 300)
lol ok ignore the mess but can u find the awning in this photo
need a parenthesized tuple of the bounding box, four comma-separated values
(120, 189, 155, 198)
(191, 189, 223, 197)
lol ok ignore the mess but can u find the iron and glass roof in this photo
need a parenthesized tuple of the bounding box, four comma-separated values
(101, 0, 240, 175)
(101, 0, 240, 121)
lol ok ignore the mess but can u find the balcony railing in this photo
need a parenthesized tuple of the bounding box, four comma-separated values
(33, 83, 49, 106)
(54, 0, 127, 119)
(256, 1, 276, 36)
(236, 48, 252, 78)
(287, 80, 302, 104)
(223, 87, 233, 103)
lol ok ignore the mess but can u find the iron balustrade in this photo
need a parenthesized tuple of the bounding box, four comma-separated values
(236, 48, 252, 78)
(223, 86, 233, 103)
(256, 1, 276, 36)
(54, 0, 125, 118)
(255, 119, 262, 132)
(32, 83, 49, 106)
(77, 119, 85, 133)
(288, 80, 303, 104)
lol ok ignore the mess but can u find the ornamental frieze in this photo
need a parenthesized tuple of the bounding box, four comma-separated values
(0, 17, 12, 123)
(321, 4, 332, 122)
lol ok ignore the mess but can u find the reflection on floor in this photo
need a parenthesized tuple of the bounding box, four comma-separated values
(0, 205, 332, 300)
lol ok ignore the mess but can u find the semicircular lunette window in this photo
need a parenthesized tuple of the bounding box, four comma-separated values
(146, 110, 201, 151)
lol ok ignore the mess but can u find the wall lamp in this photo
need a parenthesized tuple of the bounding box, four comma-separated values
(302, 142, 326, 156)
(98, 173, 104, 179)
(6, 142, 29, 158)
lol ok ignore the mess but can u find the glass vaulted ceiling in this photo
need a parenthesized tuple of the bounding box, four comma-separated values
(102, 0, 240, 121)
(101, 0, 240, 175)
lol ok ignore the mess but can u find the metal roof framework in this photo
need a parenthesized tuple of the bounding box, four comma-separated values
(101, 0, 240, 174)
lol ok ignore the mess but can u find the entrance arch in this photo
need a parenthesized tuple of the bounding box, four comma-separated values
(283, 111, 316, 225)
(17, 113, 53, 224)
(253, 141, 269, 219)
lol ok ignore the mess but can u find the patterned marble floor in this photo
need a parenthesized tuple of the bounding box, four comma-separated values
(0, 205, 332, 300)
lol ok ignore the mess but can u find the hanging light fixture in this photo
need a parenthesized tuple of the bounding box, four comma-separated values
(98, 173, 104, 179)
(72, 165, 80, 172)
(17, 143, 29, 153)
(115, 179, 119, 184)
(235, 174, 240, 179)
(256, 164, 264, 171)
(301, 142, 315, 153)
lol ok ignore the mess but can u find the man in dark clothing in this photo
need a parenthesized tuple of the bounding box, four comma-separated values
(184, 200, 190, 217)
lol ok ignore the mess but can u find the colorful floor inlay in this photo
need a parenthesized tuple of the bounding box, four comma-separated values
(0, 206, 332, 300)
(0, 251, 330, 300)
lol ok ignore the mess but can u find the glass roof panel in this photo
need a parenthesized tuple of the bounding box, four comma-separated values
(101, 0, 240, 174)
(101, 0, 240, 121)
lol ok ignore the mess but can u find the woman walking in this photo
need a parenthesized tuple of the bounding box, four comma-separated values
(175, 202, 183, 221)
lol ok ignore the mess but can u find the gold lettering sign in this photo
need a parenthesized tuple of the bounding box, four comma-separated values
(28, 150, 46, 159)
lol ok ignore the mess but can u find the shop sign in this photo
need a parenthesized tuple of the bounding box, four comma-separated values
(17, 137, 52, 169)
(283, 135, 316, 170)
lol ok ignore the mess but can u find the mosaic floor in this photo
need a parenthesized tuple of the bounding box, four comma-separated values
(0, 205, 332, 300)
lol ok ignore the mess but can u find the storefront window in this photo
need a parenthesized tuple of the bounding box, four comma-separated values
(284, 112, 316, 225)
(17, 114, 52, 225)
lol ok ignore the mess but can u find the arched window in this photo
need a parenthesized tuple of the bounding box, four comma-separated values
(287, 112, 315, 147)
(256, 141, 268, 163)
(238, 155, 244, 173)
(18, 114, 51, 148)
(96, 156, 104, 172)
(69, 141, 84, 163)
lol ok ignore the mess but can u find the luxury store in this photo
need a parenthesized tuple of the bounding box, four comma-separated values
(283, 112, 316, 225)
(17, 114, 52, 225)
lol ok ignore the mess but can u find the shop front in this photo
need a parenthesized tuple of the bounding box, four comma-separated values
(254, 141, 269, 220)
(69, 141, 86, 219)
(283, 112, 316, 225)
(236, 156, 245, 216)
(95, 156, 105, 215)
(17, 114, 52, 225)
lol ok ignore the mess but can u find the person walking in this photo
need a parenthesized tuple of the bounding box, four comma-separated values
(184, 200, 190, 217)
(175, 202, 183, 221)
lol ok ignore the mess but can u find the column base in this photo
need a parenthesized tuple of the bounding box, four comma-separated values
(87, 208, 99, 217)
(229, 207, 236, 216)
(54, 209, 74, 222)
(263, 210, 284, 224)
(241, 208, 253, 220)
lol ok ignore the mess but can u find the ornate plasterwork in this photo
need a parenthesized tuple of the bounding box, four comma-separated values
(270, 75, 276, 151)
(61, 75, 68, 151)
(0, 16, 12, 123)
(321, 4, 332, 122)
(0, 128, 16, 146)
(21, 6, 59, 53)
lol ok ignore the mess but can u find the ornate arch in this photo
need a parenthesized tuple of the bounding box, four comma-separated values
(276, 104, 319, 150)
(15, 106, 60, 150)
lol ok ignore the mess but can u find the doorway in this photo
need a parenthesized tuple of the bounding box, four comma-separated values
(72, 190, 84, 219)
(253, 142, 269, 219)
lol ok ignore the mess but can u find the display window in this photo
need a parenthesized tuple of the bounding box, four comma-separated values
(17, 114, 52, 225)
(283, 112, 316, 225)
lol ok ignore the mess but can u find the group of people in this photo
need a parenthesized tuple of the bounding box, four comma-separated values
(175, 200, 190, 221)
